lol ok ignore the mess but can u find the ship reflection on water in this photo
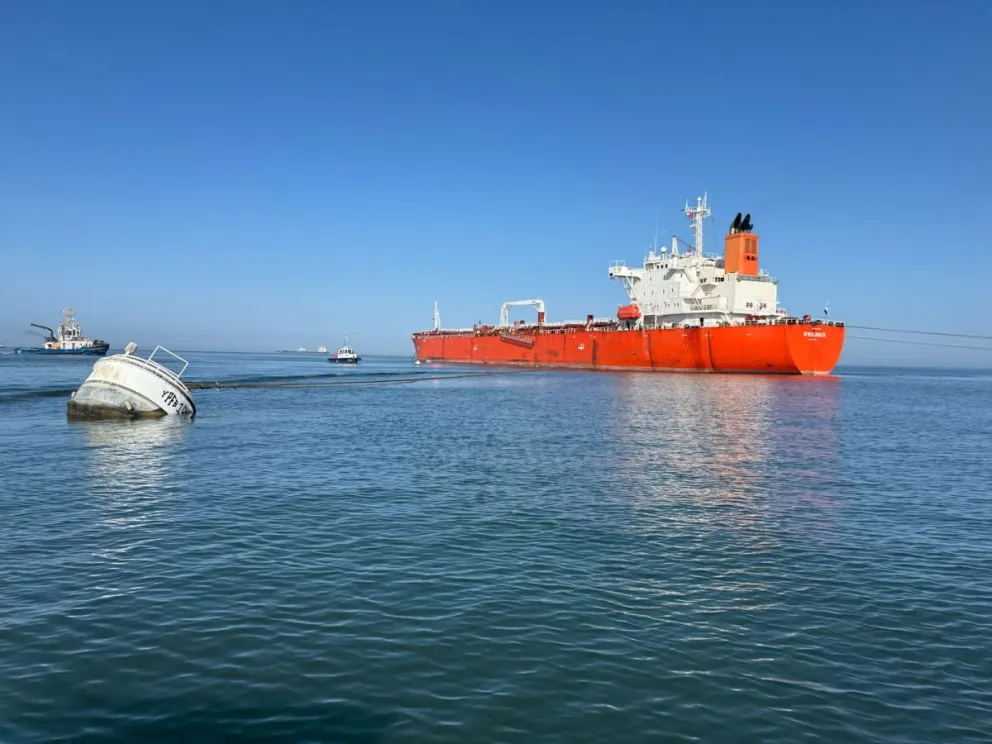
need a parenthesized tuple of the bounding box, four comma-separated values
(72, 419, 191, 534)
(605, 372, 842, 544)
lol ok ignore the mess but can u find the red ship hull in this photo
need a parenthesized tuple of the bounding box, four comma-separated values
(411, 322, 845, 375)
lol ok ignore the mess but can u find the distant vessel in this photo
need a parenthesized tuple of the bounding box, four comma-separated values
(412, 194, 845, 375)
(68, 343, 196, 420)
(328, 336, 361, 364)
(277, 345, 329, 354)
(15, 308, 110, 356)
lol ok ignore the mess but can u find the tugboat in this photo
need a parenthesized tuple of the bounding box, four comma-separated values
(328, 336, 361, 364)
(15, 308, 110, 356)
(68, 342, 196, 420)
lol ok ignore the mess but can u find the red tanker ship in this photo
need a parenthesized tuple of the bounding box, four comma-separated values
(411, 194, 844, 375)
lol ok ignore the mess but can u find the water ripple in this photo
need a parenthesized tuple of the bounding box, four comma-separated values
(1, 356, 991, 742)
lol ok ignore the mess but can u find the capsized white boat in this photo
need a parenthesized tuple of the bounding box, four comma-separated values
(67, 343, 196, 420)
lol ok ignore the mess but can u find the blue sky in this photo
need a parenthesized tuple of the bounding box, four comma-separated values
(1, 0, 990, 365)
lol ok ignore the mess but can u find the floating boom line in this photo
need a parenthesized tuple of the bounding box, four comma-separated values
(0, 369, 537, 405)
(185, 369, 523, 390)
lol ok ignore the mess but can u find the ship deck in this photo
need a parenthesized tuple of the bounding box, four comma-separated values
(412, 317, 844, 338)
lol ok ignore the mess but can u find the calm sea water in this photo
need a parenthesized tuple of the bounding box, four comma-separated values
(1, 350, 990, 743)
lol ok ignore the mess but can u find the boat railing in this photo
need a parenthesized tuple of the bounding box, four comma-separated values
(147, 346, 190, 378)
(736, 273, 776, 284)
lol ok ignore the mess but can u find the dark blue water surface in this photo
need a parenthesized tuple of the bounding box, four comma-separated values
(1, 351, 990, 743)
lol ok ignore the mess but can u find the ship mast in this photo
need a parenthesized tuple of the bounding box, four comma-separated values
(433, 301, 441, 331)
(684, 192, 711, 257)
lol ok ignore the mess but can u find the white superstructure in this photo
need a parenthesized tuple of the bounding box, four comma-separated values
(54, 308, 88, 349)
(329, 335, 361, 363)
(608, 193, 786, 329)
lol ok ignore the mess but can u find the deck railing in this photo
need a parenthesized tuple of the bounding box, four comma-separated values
(147, 346, 190, 378)
(114, 347, 192, 392)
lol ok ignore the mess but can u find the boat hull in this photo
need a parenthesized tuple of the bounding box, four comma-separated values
(67, 353, 196, 420)
(411, 322, 845, 376)
(328, 357, 361, 364)
(16, 344, 110, 356)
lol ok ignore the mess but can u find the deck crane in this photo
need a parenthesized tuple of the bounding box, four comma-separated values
(498, 298, 546, 327)
(30, 323, 56, 342)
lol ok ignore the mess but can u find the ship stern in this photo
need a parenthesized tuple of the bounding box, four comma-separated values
(786, 323, 845, 375)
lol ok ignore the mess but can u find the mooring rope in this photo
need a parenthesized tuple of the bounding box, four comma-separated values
(847, 335, 992, 352)
(845, 325, 992, 341)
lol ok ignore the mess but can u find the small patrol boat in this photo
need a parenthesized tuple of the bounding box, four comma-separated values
(67, 343, 196, 420)
(328, 336, 361, 364)
(16, 308, 110, 356)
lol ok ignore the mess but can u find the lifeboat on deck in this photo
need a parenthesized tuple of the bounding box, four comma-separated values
(617, 304, 642, 321)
